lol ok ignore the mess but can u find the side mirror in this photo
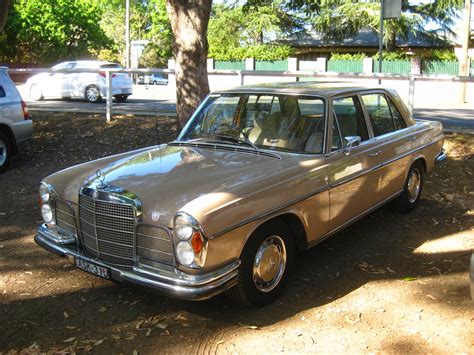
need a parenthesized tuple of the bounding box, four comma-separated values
(343, 136, 361, 156)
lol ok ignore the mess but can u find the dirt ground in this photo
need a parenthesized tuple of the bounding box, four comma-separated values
(0, 112, 473, 354)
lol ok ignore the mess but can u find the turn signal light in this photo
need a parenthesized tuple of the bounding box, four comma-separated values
(191, 231, 203, 253)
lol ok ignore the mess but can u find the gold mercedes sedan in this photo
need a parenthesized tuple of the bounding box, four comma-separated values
(35, 83, 445, 306)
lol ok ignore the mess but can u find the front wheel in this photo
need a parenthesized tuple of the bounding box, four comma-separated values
(114, 95, 129, 103)
(0, 131, 13, 172)
(29, 84, 43, 101)
(85, 85, 101, 103)
(393, 161, 424, 213)
(226, 220, 295, 306)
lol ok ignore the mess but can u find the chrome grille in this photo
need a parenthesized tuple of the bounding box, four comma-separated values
(136, 225, 175, 266)
(79, 193, 135, 266)
(55, 200, 76, 235)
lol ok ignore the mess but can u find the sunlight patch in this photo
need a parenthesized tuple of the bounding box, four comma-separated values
(413, 230, 474, 255)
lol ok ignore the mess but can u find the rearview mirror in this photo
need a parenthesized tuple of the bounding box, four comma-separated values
(343, 136, 361, 156)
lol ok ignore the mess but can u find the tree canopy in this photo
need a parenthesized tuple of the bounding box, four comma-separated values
(0, 0, 110, 64)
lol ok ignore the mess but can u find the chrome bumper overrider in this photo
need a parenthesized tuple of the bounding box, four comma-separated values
(35, 224, 240, 300)
(435, 150, 447, 164)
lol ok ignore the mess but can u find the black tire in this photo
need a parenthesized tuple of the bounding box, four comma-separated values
(114, 95, 129, 103)
(0, 131, 13, 173)
(85, 85, 101, 103)
(393, 161, 424, 213)
(226, 220, 295, 307)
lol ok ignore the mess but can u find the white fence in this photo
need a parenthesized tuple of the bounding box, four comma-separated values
(7, 67, 474, 122)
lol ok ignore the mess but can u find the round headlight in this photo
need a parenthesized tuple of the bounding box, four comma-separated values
(174, 214, 193, 240)
(41, 203, 54, 224)
(39, 183, 51, 203)
(176, 241, 195, 266)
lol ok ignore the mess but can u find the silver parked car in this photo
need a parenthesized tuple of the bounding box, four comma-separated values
(26, 60, 133, 103)
(0, 67, 32, 172)
(35, 83, 445, 306)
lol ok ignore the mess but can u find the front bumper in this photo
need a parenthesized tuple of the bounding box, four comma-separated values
(35, 224, 239, 301)
(435, 149, 447, 164)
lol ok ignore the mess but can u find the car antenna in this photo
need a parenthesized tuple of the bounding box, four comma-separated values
(150, 74, 161, 147)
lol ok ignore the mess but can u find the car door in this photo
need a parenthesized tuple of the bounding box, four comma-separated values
(359, 91, 413, 200)
(44, 62, 74, 97)
(326, 94, 385, 231)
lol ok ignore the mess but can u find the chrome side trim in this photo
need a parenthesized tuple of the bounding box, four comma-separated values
(330, 138, 442, 189)
(35, 227, 239, 301)
(307, 189, 403, 249)
(211, 138, 441, 240)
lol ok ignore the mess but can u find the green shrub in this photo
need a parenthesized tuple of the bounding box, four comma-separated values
(209, 45, 293, 61)
(372, 51, 410, 61)
(329, 53, 366, 60)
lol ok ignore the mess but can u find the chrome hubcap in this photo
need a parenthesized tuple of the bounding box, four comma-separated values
(253, 235, 287, 292)
(407, 168, 421, 203)
(86, 87, 99, 101)
(0, 140, 6, 165)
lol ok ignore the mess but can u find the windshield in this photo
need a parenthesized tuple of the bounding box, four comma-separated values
(178, 93, 326, 154)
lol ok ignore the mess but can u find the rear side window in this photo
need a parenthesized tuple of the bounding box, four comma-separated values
(333, 96, 369, 143)
(387, 98, 407, 130)
(0, 85, 5, 97)
(362, 93, 406, 136)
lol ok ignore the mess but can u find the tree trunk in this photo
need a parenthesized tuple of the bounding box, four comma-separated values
(166, 0, 212, 128)
(387, 30, 396, 52)
(0, 0, 12, 32)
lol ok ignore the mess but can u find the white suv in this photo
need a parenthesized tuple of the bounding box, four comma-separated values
(26, 60, 133, 103)
(0, 67, 32, 171)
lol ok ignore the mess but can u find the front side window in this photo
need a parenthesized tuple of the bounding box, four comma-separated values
(179, 94, 326, 154)
(0, 85, 5, 97)
(362, 93, 398, 136)
(333, 96, 369, 144)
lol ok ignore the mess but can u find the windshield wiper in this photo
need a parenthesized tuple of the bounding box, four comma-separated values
(211, 133, 260, 154)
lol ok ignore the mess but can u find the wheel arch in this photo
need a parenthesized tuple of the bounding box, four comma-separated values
(246, 212, 308, 253)
(0, 124, 17, 154)
(406, 154, 427, 179)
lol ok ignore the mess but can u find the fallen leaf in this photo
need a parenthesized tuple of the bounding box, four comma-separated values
(63, 337, 76, 343)
(64, 311, 70, 318)
(386, 267, 395, 273)
(146, 329, 152, 337)
(403, 277, 417, 281)
(156, 322, 168, 329)
(66, 326, 76, 330)
(94, 340, 104, 346)
(98, 306, 108, 313)
(135, 320, 145, 330)
(426, 294, 437, 301)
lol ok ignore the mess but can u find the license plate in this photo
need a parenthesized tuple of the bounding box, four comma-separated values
(75, 257, 110, 279)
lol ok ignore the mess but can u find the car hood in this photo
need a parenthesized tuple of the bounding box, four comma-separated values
(45, 144, 326, 235)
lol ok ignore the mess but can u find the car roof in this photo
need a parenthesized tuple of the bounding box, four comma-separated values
(53, 60, 120, 68)
(215, 82, 389, 98)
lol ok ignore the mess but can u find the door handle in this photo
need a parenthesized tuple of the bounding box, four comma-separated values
(368, 150, 382, 157)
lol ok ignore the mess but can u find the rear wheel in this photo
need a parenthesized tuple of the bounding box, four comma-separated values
(114, 95, 129, 103)
(226, 220, 295, 306)
(29, 84, 43, 101)
(393, 161, 424, 213)
(0, 131, 13, 172)
(85, 85, 101, 103)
